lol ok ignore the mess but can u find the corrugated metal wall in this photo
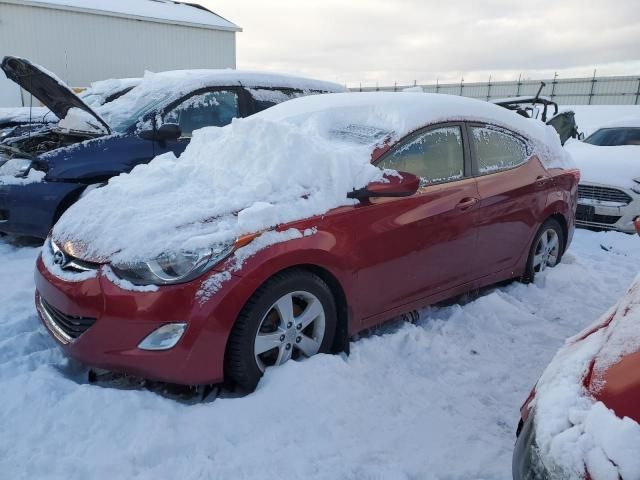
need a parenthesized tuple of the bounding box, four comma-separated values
(0, 2, 237, 105)
(355, 76, 640, 105)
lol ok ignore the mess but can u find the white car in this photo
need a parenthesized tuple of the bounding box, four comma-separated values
(566, 118, 640, 233)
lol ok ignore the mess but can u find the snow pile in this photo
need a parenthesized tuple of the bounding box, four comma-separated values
(53, 92, 572, 265)
(52, 113, 382, 264)
(533, 275, 640, 479)
(564, 140, 640, 189)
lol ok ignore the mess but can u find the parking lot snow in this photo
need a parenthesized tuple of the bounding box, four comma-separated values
(1, 229, 639, 479)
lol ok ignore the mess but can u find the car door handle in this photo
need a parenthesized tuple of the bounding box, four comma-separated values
(456, 197, 479, 210)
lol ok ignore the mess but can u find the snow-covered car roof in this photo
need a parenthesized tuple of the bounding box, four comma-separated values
(53, 92, 572, 266)
(90, 69, 346, 134)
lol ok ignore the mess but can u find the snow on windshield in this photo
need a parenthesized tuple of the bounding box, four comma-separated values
(52, 92, 572, 264)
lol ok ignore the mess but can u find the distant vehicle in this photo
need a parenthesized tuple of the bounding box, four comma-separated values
(492, 83, 581, 145)
(35, 93, 579, 392)
(566, 118, 640, 233)
(513, 273, 640, 480)
(0, 56, 345, 238)
(0, 77, 140, 139)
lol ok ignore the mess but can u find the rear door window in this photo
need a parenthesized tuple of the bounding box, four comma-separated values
(376, 126, 465, 185)
(164, 90, 239, 137)
(470, 126, 531, 174)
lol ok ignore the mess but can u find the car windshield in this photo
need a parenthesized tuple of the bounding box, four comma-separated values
(584, 127, 640, 146)
(95, 89, 174, 134)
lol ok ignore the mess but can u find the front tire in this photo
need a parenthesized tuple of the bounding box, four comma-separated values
(225, 269, 337, 392)
(522, 218, 564, 283)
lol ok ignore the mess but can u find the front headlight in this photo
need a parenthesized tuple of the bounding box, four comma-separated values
(112, 243, 235, 286)
(0, 158, 32, 178)
(632, 177, 640, 195)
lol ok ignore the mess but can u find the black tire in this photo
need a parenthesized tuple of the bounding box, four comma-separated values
(522, 218, 565, 283)
(225, 269, 337, 392)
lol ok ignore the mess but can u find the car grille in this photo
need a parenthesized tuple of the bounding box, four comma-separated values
(39, 297, 96, 341)
(577, 184, 632, 205)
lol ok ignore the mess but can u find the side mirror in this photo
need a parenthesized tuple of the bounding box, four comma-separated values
(138, 123, 181, 141)
(347, 171, 420, 200)
(578, 132, 585, 141)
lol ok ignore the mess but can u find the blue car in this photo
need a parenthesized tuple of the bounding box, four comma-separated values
(0, 56, 344, 238)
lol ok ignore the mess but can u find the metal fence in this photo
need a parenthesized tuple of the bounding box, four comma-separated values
(353, 74, 640, 105)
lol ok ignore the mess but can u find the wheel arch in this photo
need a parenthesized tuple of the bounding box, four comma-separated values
(223, 263, 351, 365)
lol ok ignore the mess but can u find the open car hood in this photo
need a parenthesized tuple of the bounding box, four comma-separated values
(1, 56, 111, 135)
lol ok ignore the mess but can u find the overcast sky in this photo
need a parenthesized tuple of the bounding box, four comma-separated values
(202, 0, 640, 88)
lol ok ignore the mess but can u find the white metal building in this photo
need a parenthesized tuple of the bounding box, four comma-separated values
(0, 0, 241, 106)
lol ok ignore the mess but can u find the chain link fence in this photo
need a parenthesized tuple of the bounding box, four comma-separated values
(353, 75, 640, 105)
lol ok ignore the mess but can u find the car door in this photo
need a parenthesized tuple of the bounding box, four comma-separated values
(154, 87, 243, 157)
(468, 123, 549, 277)
(354, 124, 481, 322)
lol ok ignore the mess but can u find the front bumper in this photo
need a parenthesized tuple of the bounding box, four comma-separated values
(34, 255, 244, 385)
(0, 180, 81, 238)
(576, 182, 640, 234)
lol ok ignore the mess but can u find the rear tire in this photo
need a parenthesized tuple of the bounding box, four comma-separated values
(522, 218, 564, 283)
(225, 269, 337, 392)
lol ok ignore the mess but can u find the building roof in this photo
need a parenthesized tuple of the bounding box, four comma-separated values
(2, 0, 242, 32)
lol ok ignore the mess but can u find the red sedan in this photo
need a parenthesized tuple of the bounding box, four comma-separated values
(34, 93, 579, 391)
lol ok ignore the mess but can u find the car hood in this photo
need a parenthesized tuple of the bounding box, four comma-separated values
(1, 56, 110, 135)
(564, 139, 640, 190)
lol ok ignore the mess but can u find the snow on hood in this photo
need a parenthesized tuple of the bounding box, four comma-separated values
(533, 275, 640, 479)
(52, 92, 571, 265)
(565, 139, 640, 190)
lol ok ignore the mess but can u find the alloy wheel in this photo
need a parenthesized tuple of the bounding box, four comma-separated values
(253, 291, 326, 372)
(532, 228, 560, 272)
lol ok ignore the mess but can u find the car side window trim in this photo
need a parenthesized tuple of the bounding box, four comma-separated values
(464, 122, 533, 177)
(373, 122, 471, 188)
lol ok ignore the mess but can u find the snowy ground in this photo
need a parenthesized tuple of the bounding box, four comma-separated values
(1, 229, 639, 479)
